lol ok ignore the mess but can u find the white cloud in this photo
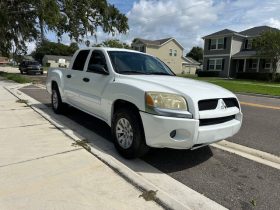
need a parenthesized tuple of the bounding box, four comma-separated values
(266, 18, 280, 29)
(126, 0, 220, 48)
(57, 0, 280, 53)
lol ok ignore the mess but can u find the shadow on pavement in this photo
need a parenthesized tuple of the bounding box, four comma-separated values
(63, 106, 213, 172)
(64, 107, 112, 141)
(20, 86, 213, 173)
(143, 146, 213, 173)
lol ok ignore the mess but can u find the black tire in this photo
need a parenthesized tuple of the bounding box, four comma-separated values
(20, 70, 23, 74)
(40, 71, 43, 75)
(112, 107, 149, 159)
(51, 85, 66, 114)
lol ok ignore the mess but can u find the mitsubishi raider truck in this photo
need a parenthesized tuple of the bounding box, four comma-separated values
(46, 48, 242, 159)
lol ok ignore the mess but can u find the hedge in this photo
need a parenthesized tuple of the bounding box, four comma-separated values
(236, 72, 280, 81)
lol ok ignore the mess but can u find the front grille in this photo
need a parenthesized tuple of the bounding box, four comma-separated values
(224, 98, 239, 108)
(199, 115, 236, 126)
(198, 99, 218, 111)
(198, 98, 239, 111)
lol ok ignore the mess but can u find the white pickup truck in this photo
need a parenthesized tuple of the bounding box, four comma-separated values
(46, 47, 242, 158)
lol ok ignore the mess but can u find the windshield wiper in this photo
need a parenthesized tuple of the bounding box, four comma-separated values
(120, 71, 150, 75)
(149, 72, 173, 76)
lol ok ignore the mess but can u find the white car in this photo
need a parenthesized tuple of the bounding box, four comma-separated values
(46, 48, 242, 159)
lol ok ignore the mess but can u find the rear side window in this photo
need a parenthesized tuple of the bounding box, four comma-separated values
(72, 50, 90, 71)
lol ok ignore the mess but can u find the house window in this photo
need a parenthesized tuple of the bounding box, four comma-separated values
(169, 49, 173, 56)
(248, 59, 258, 69)
(265, 59, 271, 69)
(173, 50, 177, 56)
(133, 46, 144, 52)
(217, 38, 224, 49)
(210, 38, 224, 50)
(209, 60, 215, 70)
(208, 58, 224, 71)
(215, 59, 222, 70)
(247, 40, 253, 49)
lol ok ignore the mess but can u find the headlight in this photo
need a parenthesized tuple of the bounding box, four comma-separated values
(145, 92, 188, 110)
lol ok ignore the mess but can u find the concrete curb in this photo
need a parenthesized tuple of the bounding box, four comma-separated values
(6, 84, 227, 210)
(213, 140, 280, 170)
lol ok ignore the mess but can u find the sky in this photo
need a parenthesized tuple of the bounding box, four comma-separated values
(29, 0, 280, 53)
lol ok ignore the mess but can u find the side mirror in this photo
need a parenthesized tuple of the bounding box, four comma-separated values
(88, 64, 109, 75)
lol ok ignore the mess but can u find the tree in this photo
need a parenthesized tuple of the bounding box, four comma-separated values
(93, 39, 131, 49)
(186, 46, 203, 62)
(253, 30, 280, 81)
(31, 41, 79, 63)
(0, 0, 38, 57)
(0, 0, 128, 57)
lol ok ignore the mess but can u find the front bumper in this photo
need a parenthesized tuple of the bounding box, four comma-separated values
(24, 68, 43, 73)
(140, 111, 242, 149)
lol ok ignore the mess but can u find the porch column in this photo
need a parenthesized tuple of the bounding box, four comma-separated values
(243, 59, 246, 72)
(256, 58, 260, 72)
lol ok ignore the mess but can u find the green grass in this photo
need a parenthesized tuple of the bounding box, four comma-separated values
(178, 74, 280, 96)
(0, 71, 32, 83)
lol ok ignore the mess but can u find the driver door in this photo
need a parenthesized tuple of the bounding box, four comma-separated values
(79, 50, 112, 120)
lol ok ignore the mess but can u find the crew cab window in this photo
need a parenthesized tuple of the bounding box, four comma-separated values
(87, 50, 108, 73)
(72, 50, 90, 71)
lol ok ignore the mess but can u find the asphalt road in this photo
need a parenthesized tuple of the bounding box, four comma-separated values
(20, 85, 280, 210)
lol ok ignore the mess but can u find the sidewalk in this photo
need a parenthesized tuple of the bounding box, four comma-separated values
(0, 80, 162, 210)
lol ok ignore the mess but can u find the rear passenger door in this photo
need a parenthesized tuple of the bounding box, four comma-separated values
(64, 50, 90, 107)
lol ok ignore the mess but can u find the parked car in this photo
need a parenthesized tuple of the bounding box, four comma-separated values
(46, 48, 243, 159)
(19, 61, 43, 75)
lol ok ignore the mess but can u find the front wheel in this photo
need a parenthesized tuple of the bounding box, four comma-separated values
(51, 86, 66, 114)
(112, 108, 149, 159)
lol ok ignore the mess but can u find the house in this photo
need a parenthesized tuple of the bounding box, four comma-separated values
(0, 56, 9, 65)
(42, 55, 72, 68)
(202, 26, 280, 78)
(132, 37, 200, 74)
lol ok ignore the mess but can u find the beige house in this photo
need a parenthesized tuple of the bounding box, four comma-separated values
(132, 37, 200, 74)
(0, 56, 9, 65)
(42, 55, 72, 68)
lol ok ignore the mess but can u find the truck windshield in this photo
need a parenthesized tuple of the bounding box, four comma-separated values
(108, 51, 175, 76)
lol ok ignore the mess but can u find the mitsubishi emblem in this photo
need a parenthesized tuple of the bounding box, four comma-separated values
(218, 99, 227, 110)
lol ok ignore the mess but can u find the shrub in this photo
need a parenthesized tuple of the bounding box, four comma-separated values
(236, 72, 280, 81)
(197, 70, 220, 77)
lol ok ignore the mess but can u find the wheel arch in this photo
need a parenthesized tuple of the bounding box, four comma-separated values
(111, 99, 140, 123)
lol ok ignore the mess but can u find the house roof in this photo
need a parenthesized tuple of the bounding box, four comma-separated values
(135, 38, 172, 46)
(183, 56, 200, 65)
(232, 50, 257, 58)
(43, 55, 72, 61)
(133, 37, 184, 49)
(202, 29, 240, 39)
(203, 26, 280, 39)
(239, 26, 279, 37)
(205, 29, 236, 37)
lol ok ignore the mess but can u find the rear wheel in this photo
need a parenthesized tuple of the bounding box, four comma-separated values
(51, 86, 66, 114)
(112, 108, 149, 159)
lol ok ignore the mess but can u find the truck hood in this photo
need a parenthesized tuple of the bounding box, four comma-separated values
(117, 75, 236, 102)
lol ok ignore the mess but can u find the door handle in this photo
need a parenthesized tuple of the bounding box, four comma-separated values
(83, 78, 90, 82)
(66, 74, 72, 78)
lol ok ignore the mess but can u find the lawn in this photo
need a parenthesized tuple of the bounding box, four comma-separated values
(0, 71, 32, 83)
(178, 74, 280, 97)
